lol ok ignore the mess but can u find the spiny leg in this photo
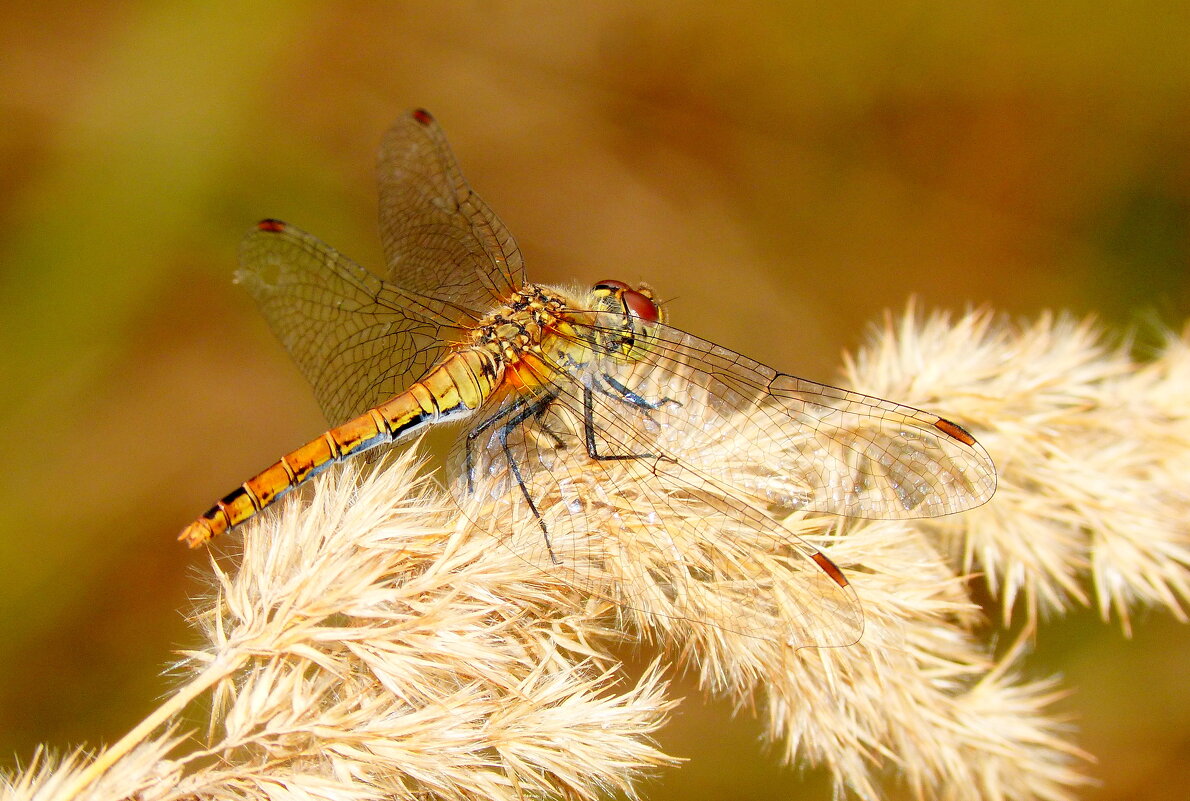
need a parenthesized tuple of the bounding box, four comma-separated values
(465, 389, 565, 492)
(494, 392, 562, 564)
(582, 378, 678, 463)
(597, 373, 681, 413)
(466, 394, 530, 493)
(559, 346, 680, 415)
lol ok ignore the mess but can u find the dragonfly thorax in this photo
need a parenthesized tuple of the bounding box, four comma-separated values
(467, 284, 573, 364)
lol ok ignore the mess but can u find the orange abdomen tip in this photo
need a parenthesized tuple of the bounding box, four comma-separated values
(178, 519, 214, 548)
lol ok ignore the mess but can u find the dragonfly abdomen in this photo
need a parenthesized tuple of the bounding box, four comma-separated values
(178, 349, 501, 547)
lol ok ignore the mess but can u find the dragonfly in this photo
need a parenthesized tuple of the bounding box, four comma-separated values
(179, 108, 996, 648)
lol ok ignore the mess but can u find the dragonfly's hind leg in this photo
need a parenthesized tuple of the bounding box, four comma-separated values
(500, 394, 562, 563)
(465, 396, 522, 494)
(466, 391, 563, 564)
(464, 390, 563, 492)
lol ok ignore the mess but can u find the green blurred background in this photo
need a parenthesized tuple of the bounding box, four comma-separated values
(1, 2, 1187, 799)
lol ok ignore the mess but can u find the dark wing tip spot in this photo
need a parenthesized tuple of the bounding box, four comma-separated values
(256, 219, 287, 233)
(934, 417, 977, 447)
(412, 108, 434, 126)
(811, 552, 850, 589)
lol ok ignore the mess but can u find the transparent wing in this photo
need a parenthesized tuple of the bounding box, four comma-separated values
(238, 221, 457, 425)
(454, 378, 864, 649)
(377, 109, 525, 315)
(590, 320, 998, 520)
(450, 319, 995, 646)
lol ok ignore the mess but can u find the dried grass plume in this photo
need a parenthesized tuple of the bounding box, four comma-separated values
(4, 304, 1188, 801)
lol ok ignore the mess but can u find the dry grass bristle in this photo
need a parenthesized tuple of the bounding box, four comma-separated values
(845, 304, 1190, 632)
(5, 304, 1187, 801)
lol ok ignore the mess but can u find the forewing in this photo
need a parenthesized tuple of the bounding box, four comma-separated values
(580, 321, 998, 520)
(452, 361, 863, 648)
(377, 109, 525, 315)
(442, 312, 993, 645)
(238, 221, 451, 425)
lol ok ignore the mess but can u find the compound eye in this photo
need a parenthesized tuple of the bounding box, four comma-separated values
(593, 279, 631, 292)
(621, 289, 661, 323)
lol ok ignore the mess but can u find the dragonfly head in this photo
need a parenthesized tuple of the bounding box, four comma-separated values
(589, 280, 666, 362)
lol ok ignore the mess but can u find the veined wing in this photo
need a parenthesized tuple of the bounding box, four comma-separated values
(238, 220, 460, 425)
(455, 375, 864, 648)
(377, 109, 525, 316)
(569, 319, 998, 520)
(452, 340, 871, 648)
(449, 318, 995, 646)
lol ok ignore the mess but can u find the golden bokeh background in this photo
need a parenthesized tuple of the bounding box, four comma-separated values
(1, 3, 1187, 799)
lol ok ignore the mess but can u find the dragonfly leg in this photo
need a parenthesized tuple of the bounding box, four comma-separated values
(493, 393, 561, 564)
(525, 393, 567, 449)
(582, 381, 677, 464)
(557, 350, 679, 415)
(597, 373, 681, 413)
(465, 390, 562, 493)
(466, 394, 530, 494)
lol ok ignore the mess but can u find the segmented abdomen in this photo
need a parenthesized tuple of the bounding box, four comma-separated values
(178, 349, 499, 547)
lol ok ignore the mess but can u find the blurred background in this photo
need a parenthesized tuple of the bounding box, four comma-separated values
(1, 2, 1187, 799)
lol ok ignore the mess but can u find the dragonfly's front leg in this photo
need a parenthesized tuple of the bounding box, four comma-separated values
(596, 373, 681, 415)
